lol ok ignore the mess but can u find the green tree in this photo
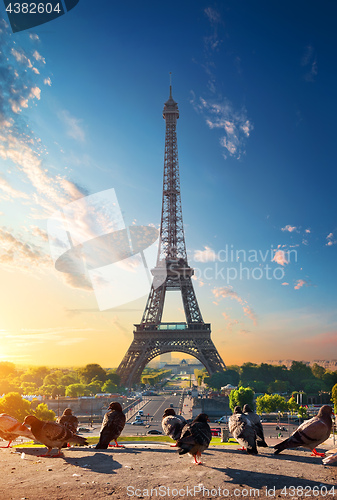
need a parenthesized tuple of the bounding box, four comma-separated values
(87, 381, 102, 395)
(105, 371, 121, 386)
(0, 392, 31, 420)
(267, 380, 290, 394)
(240, 362, 259, 386)
(39, 384, 57, 398)
(287, 396, 299, 414)
(34, 403, 56, 421)
(51, 385, 65, 398)
(289, 361, 314, 390)
(249, 380, 268, 393)
(0, 361, 16, 378)
(20, 367, 50, 387)
(43, 372, 59, 386)
(311, 363, 325, 380)
(78, 364, 106, 384)
(332, 383, 337, 413)
(20, 382, 38, 395)
(101, 381, 118, 393)
(59, 373, 78, 386)
(255, 394, 288, 414)
(297, 406, 308, 420)
(229, 387, 254, 412)
(65, 383, 89, 398)
(323, 371, 337, 390)
(0, 379, 18, 394)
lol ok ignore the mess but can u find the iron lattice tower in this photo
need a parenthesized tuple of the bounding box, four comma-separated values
(117, 86, 226, 386)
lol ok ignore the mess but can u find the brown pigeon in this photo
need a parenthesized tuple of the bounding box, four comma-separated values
(176, 413, 212, 465)
(322, 446, 337, 465)
(229, 406, 258, 455)
(242, 404, 268, 447)
(24, 415, 88, 457)
(57, 408, 78, 433)
(274, 405, 333, 457)
(162, 408, 187, 447)
(95, 402, 126, 449)
(0, 413, 34, 448)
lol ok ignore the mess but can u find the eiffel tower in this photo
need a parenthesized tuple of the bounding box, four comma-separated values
(116, 85, 226, 387)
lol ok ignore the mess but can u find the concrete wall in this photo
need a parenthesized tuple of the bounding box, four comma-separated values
(192, 396, 230, 418)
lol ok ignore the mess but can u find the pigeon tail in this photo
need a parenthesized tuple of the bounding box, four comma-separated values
(68, 434, 88, 447)
(247, 443, 258, 455)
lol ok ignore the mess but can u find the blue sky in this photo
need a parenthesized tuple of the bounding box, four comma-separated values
(0, 0, 336, 367)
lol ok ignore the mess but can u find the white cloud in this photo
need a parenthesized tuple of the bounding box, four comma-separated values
(192, 96, 253, 159)
(301, 45, 317, 82)
(281, 225, 297, 233)
(58, 110, 85, 142)
(32, 50, 46, 64)
(0, 175, 29, 200)
(44, 77, 52, 86)
(194, 245, 217, 262)
(326, 233, 336, 246)
(0, 227, 51, 272)
(294, 279, 307, 290)
(272, 250, 289, 266)
(212, 286, 257, 325)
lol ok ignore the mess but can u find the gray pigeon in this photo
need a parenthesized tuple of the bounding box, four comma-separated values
(242, 404, 268, 447)
(24, 415, 88, 457)
(57, 408, 78, 433)
(95, 402, 126, 449)
(274, 405, 333, 457)
(0, 413, 34, 447)
(177, 413, 212, 464)
(229, 406, 258, 455)
(162, 408, 187, 446)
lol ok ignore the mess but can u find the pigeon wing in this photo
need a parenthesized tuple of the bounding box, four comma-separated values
(96, 410, 126, 448)
(162, 415, 185, 440)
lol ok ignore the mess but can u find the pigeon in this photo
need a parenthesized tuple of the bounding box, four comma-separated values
(0, 413, 34, 448)
(274, 405, 333, 457)
(56, 408, 79, 448)
(229, 406, 258, 455)
(24, 415, 88, 457)
(176, 413, 212, 464)
(322, 446, 337, 465)
(56, 408, 78, 433)
(95, 402, 126, 449)
(162, 408, 187, 447)
(242, 404, 268, 447)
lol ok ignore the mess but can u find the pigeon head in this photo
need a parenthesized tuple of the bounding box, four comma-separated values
(233, 406, 242, 414)
(317, 405, 333, 419)
(163, 408, 176, 417)
(108, 402, 123, 412)
(242, 404, 253, 413)
(63, 408, 73, 416)
(24, 415, 40, 427)
(194, 413, 209, 423)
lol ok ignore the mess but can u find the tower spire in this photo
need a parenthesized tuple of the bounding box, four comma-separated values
(169, 72, 172, 98)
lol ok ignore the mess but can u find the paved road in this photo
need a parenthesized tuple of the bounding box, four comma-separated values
(123, 394, 182, 435)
